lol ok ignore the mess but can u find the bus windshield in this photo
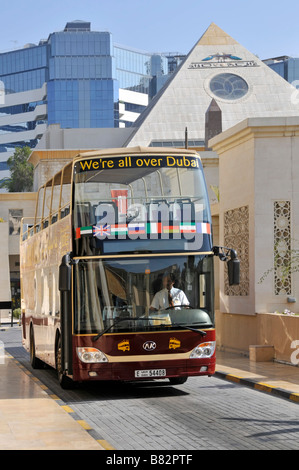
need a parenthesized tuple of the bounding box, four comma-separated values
(73, 153, 212, 255)
(74, 255, 214, 335)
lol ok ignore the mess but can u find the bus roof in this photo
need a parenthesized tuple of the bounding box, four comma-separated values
(74, 146, 201, 161)
(38, 147, 202, 190)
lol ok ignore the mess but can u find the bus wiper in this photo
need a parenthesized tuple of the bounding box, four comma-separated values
(171, 323, 207, 337)
(92, 316, 207, 342)
(92, 316, 160, 341)
(158, 306, 207, 336)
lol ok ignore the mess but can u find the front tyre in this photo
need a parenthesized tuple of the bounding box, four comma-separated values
(56, 336, 74, 389)
(169, 377, 188, 385)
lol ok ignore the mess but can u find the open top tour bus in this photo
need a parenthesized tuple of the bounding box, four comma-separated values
(20, 147, 239, 388)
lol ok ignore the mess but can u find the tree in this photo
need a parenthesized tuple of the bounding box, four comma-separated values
(0, 146, 33, 192)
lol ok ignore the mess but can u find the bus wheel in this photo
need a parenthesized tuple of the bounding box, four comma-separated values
(29, 327, 44, 369)
(169, 377, 188, 385)
(55, 337, 74, 390)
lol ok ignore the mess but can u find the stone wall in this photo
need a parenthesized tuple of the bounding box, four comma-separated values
(216, 310, 299, 365)
(0, 222, 11, 303)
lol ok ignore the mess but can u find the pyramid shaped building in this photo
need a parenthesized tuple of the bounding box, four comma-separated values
(125, 23, 299, 147)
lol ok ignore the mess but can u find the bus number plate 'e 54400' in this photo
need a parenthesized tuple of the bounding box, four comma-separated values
(135, 369, 166, 378)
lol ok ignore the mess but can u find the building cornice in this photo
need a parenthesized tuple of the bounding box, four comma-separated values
(0, 192, 37, 201)
(209, 117, 299, 155)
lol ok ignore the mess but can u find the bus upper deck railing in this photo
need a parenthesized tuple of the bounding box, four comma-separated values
(21, 202, 71, 241)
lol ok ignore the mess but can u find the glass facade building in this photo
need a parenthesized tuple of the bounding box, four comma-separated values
(264, 56, 299, 87)
(0, 21, 178, 184)
(47, 29, 118, 129)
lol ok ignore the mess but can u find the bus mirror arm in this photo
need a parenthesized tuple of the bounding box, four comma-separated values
(59, 252, 73, 377)
(59, 253, 73, 292)
(212, 246, 240, 286)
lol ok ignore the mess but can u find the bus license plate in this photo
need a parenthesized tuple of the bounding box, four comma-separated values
(135, 369, 166, 378)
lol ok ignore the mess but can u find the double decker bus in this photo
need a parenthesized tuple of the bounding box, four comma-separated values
(20, 147, 239, 389)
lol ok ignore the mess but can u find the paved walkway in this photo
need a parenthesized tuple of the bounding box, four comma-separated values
(216, 350, 299, 402)
(0, 351, 106, 450)
(0, 340, 299, 449)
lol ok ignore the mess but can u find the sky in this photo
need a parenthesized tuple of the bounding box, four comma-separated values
(1, 0, 299, 59)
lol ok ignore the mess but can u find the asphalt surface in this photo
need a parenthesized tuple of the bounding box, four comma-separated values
(1, 327, 299, 451)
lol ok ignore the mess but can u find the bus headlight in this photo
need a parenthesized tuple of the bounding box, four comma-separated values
(190, 341, 216, 359)
(76, 347, 108, 363)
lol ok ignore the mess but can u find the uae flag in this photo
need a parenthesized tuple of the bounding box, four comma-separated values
(76, 226, 93, 239)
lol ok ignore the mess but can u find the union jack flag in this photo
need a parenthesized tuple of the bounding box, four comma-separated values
(93, 224, 111, 238)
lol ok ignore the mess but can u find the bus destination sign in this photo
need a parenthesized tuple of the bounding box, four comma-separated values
(77, 155, 200, 172)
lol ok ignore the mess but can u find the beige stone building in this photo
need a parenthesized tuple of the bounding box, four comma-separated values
(122, 23, 299, 363)
(210, 117, 299, 361)
(0, 192, 36, 314)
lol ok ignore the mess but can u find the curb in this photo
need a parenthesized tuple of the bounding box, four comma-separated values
(7, 353, 116, 450)
(0, 325, 21, 332)
(215, 370, 299, 403)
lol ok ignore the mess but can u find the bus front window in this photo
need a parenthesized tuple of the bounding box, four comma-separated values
(73, 153, 212, 255)
(74, 255, 214, 335)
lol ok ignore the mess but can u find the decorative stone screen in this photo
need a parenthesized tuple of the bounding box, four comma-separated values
(274, 201, 291, 295)
(224, 205, 249, 296)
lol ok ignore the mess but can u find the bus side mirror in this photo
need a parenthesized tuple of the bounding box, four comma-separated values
(213, 246, 240, 286)
(59, 254, 71, 291)
(227, 250, 240, 286)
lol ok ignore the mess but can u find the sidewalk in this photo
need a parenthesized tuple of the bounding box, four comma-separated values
(0, 315, 19, 328)
(1, 346, 299, 450)
(0, 352, 107, 450)
(216, 350, 299, 402)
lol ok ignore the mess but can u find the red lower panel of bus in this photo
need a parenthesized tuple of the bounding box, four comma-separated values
(72, 329, 216, 382)
(72, 359, 216, 382)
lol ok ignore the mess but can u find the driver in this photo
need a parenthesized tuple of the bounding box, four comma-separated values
(150, 273, 189, 311)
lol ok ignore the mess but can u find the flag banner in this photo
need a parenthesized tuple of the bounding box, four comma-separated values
(196, 222, 211, 234)
(147, 222, 162, 234)
(111, 224, 128, 235)
(128, 222, 146, 235)
(93, 224, 111, 238)
(163, 225, 180, 234)
(78, 221, 211, 239)
(180, 222, 196, 233)
(76, 226, 93, 238)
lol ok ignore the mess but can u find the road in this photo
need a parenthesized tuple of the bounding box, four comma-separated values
(1, 327, 299, 451)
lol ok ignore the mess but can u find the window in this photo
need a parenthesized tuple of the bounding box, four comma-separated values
(74, 255, 214, 334)
(209, 73, 248, 100)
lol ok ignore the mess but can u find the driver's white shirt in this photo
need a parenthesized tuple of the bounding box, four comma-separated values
(150, 287, 189, 310)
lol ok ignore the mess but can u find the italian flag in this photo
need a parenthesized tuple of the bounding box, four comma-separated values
(147, 222, 162, 234)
